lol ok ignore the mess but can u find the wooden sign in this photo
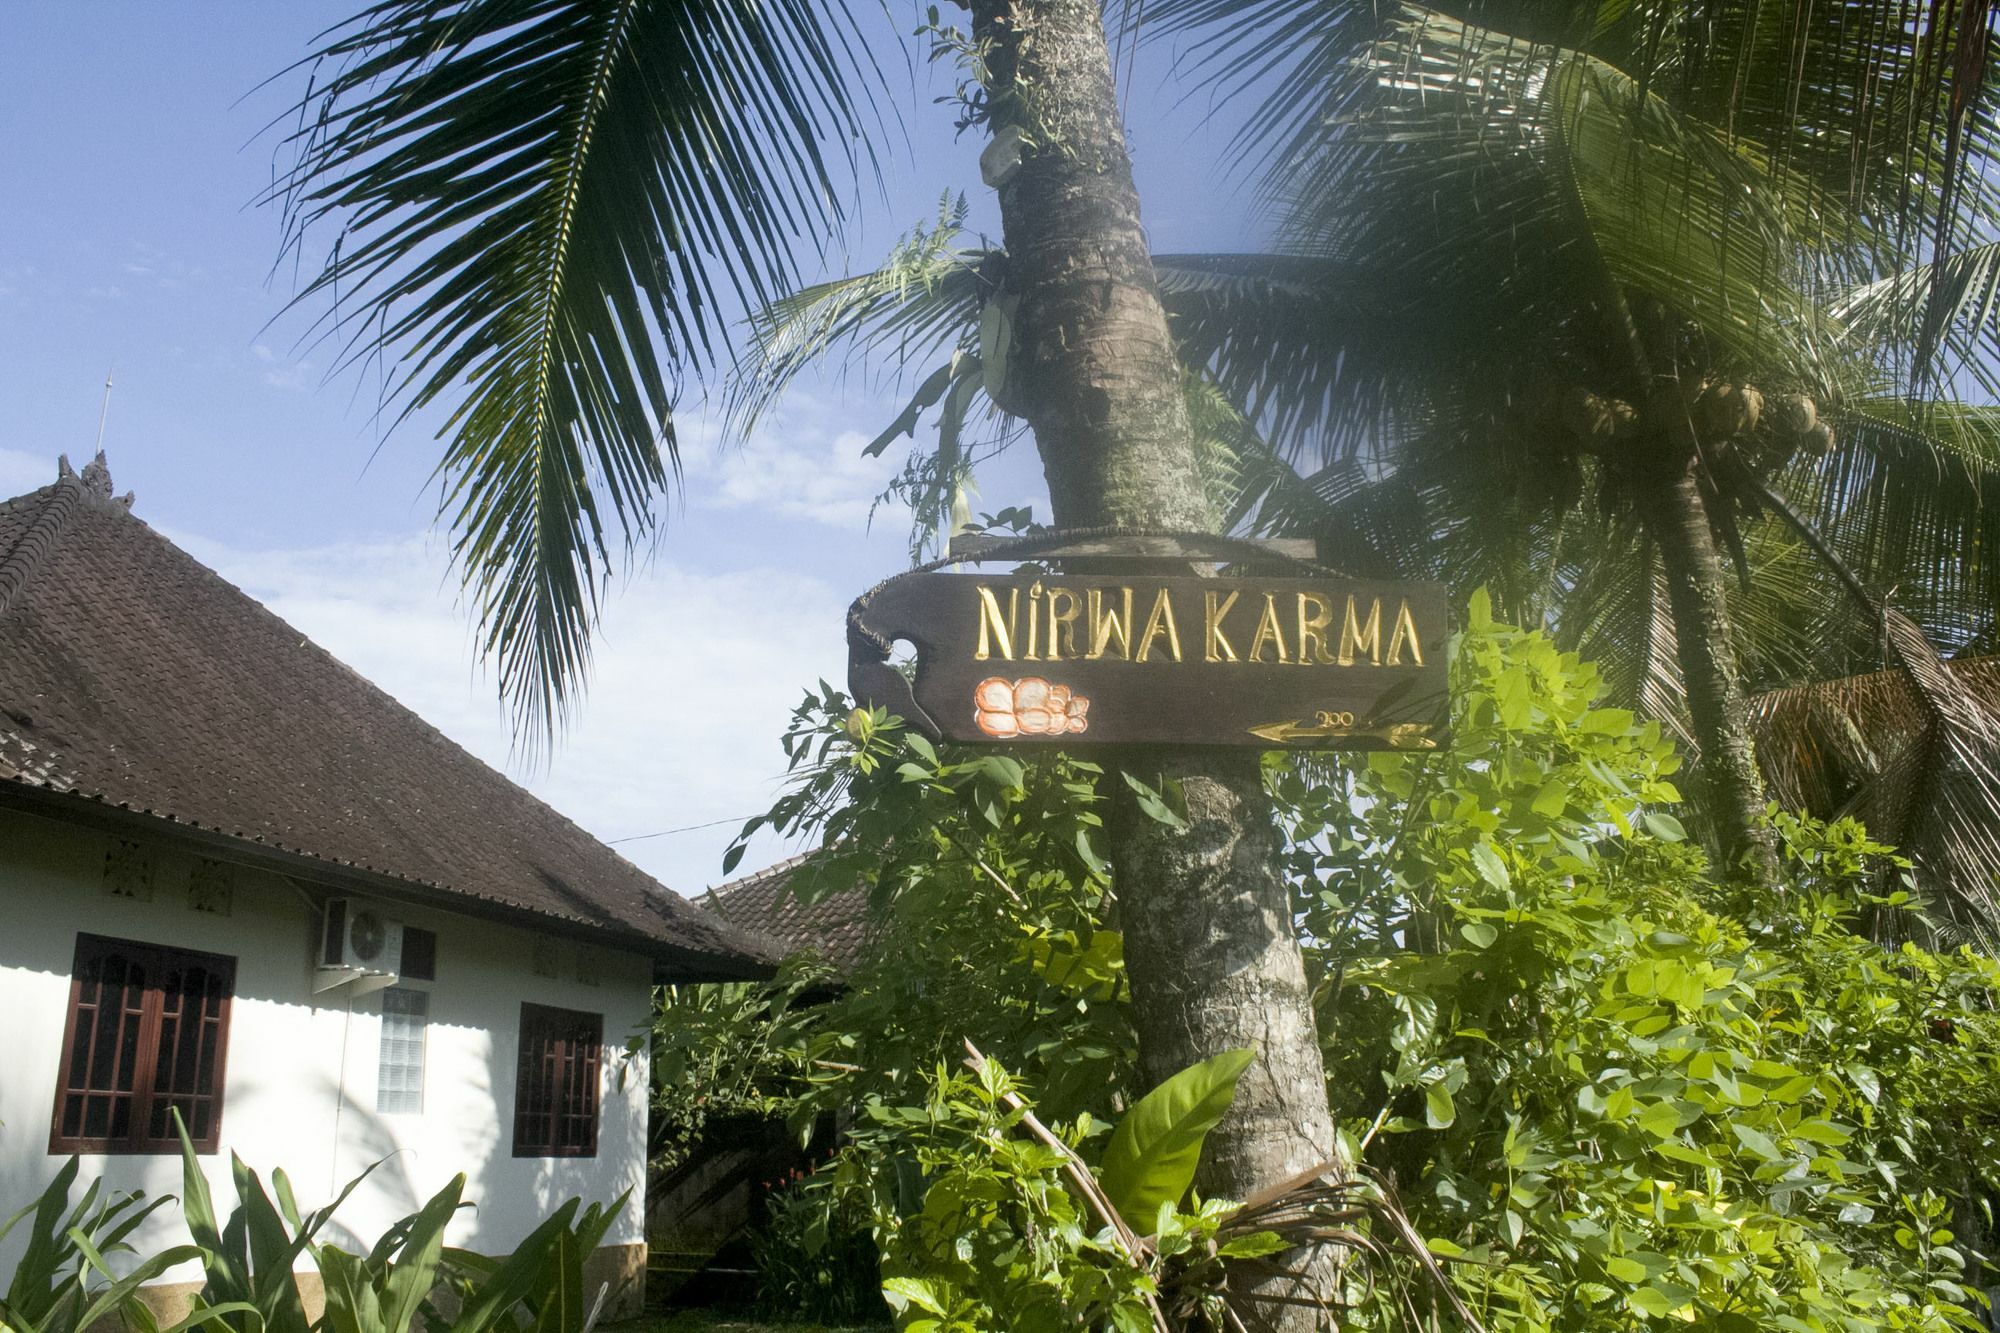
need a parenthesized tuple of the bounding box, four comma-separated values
(849, 573, 1450, 750)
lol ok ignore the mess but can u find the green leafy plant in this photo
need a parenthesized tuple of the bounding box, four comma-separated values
(313, 1181, 463, 1333)
(874, 1049, 1225, 1333)
(1097, 1049, 1255, 1229)
(174, 1108, 384, 1333)
(728, 679, 1139, 1182)
(643, 953, 833, 1176)
(1278, 597, 2000, 1330)
(436, 1195, 628, 1333)
(872, 1042, 1459, 1333)
(171, 1111, 629, 1333)
(0, 1157, 245, 1333)
(0, 1119, 635, 1333)
(746, 1182, 886, 1326)
(685, 595, 1999, 1330)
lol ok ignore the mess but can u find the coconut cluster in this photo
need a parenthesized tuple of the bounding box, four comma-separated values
(1698, 382, 1834, 456)
(974, 676, 1091, 738)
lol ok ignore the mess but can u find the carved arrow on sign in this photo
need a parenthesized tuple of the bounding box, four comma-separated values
(1245, 719, 1442, 749)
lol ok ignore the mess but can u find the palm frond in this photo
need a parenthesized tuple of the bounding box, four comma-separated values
(1835, 241, 2000, 399)
(273, 0, 881, 741)
(727, 194, 990, 440)
(1558, 533, 1696, 745)
(1156, 254, 1419, 462)
(1147, 0, 2000, 285)
(1780, 397, 2000, 650)
(1285, 7, 1848, 390)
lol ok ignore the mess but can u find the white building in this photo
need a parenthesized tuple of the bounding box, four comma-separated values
(0, 456, 771, 1321)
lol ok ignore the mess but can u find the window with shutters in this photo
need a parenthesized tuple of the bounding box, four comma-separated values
(511, 1003, 601, 1158)
(376, 987, 428, 1115)
(50, 934, 235, 1154)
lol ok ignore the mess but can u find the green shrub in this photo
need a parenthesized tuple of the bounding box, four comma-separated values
(0, 1156, 234, 1333)
(171, 1111, 632, 1333)
(0, 1119, 630, 1333)
(1279, 592, 2000, 1329)
(715, 595, 2000, 1330)
(748, 1182, 885, 1326)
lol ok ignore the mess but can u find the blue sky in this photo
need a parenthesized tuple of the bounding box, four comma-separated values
(0, 2, 1261, 893)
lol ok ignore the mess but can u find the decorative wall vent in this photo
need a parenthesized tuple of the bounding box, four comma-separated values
(187, 858, 234, 916)
(102, 839, 155, 900)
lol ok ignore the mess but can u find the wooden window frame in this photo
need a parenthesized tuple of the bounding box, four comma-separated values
(49, 934, 236, 1156)
(511, 1003, 602, 1159)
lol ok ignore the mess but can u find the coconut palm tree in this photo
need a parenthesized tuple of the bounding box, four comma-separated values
(728, 0, 2000, 912)
(273, 4, 1339, 1317)
(273, 0, 2000, 1312)
(1148, 0, 2000, 889)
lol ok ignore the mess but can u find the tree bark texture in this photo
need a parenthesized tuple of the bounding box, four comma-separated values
(973, 0, 1212, 533)
(1640, 463, 1782, 884)
(970, 2, 1337, 1324)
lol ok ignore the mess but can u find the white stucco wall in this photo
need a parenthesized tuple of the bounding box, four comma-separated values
(0, 806, 654, 1283)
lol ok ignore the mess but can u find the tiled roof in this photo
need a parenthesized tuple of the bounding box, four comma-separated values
(703, 852, 871, 974)
(0, 457, 774, 981)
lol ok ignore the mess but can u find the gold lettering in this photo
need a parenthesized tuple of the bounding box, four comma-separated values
(1136, 589, 1183, 663)
(1026, 581, 1043, 660)
(1387, 598, 1424, 666)
(1248, 593, 1290, 663)
(1296, 592, 1335, 665)
(1045, 587, 1082, 661)
(1204, 590, 1241, 662)
(1339, 595, 1383, 666)
(974, 586, 1018, 661)
(1087, 587, 1135, 660)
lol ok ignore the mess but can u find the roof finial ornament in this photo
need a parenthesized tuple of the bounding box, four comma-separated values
(80, 451, 114, 499)
(56, 454, 76, 481)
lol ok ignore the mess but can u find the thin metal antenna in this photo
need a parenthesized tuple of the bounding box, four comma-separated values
(93, 373, 114, 452)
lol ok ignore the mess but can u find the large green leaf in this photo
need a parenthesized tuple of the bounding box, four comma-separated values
(1097, 1047, 1256, 1228)
(0, 1158, 186, 1333)
(174, 1109, 381, 1333)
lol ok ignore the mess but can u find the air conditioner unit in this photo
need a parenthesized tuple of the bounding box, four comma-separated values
(314, 898, 404, 995)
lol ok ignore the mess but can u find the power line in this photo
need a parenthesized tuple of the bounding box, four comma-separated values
(607, 813, 753, 846)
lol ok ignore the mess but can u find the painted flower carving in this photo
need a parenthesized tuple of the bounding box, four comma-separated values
(974, 676, 1090, 738)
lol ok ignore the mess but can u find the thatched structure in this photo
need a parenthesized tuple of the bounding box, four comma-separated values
(1751, 646, 2000, 945)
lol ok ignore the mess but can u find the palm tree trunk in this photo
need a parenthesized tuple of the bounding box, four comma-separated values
(1639, 461, 1782, 884)
(970, 1, 1336, 1323)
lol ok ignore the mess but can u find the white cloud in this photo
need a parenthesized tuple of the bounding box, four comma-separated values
(169, 528, 846, 896)
(252, 343, 314, 391)
(680, 395, 904, 529)
(0, 449, 55, 497)
(121, 242, 202, 291)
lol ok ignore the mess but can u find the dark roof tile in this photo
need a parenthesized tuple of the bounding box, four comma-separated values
(704, 852, 870, 974)
(0, 467, 774, 980)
